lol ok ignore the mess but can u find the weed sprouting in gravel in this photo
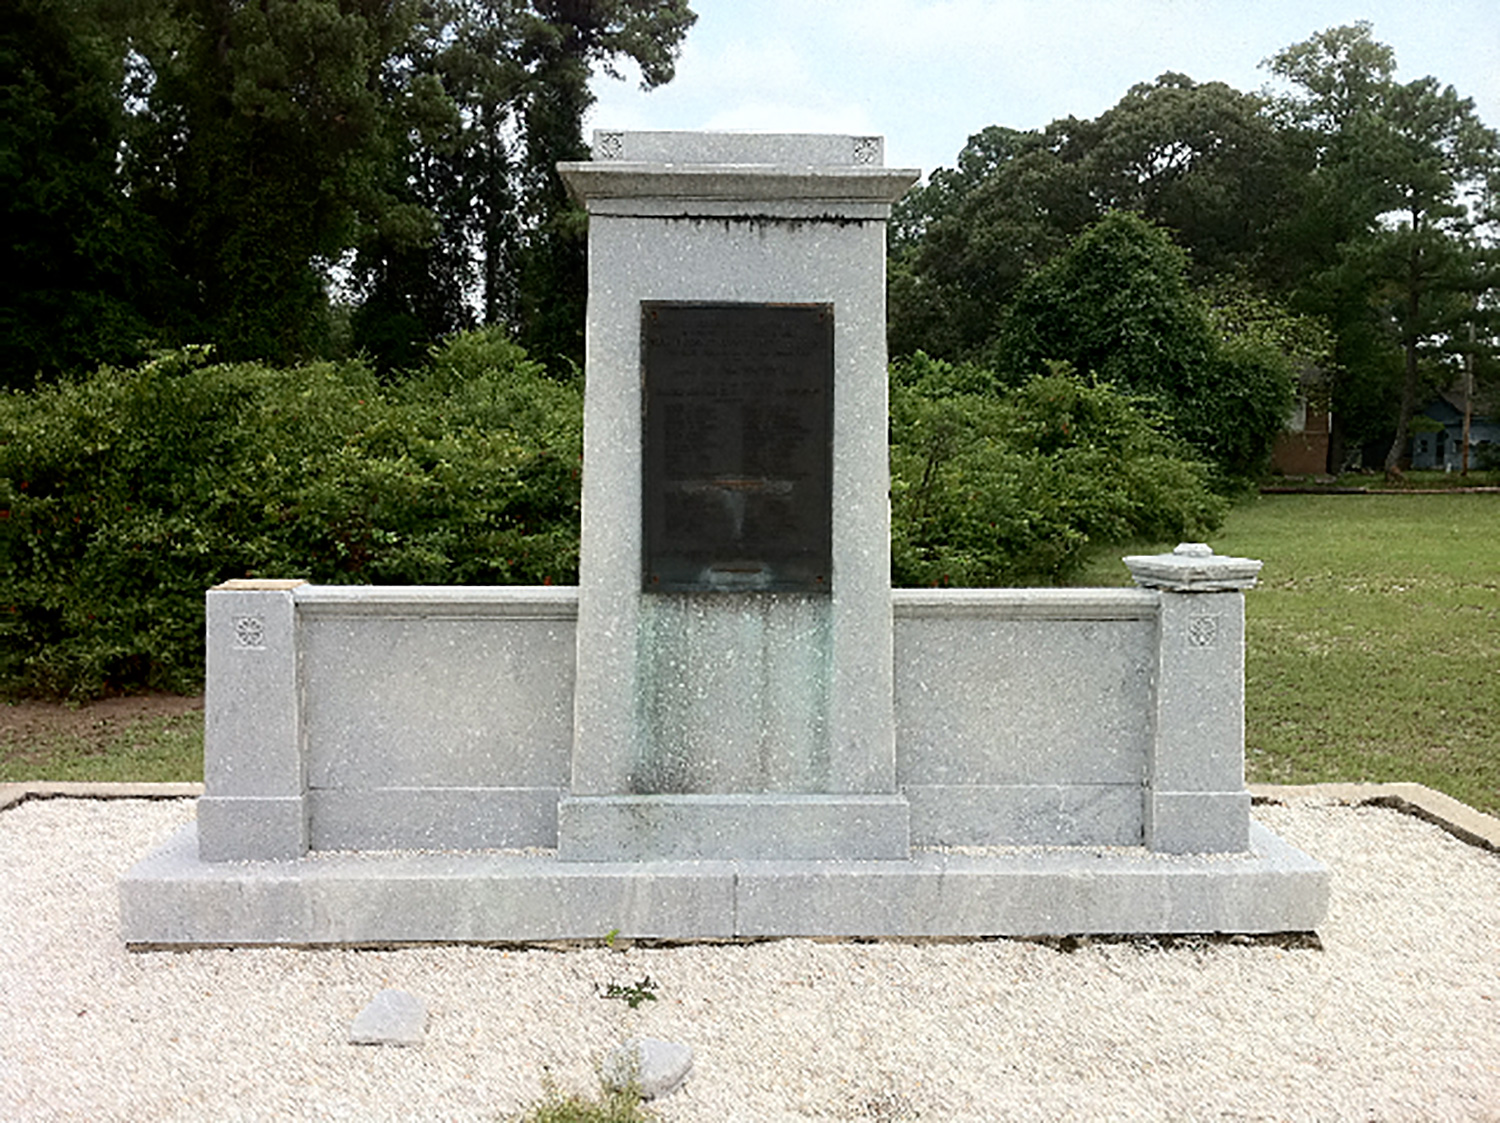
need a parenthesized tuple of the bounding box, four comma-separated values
(509, 1071, 653, 1123)
(598, 975, 658, 1009)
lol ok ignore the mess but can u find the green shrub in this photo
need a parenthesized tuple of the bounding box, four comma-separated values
(0, 329, 581, 697)
(994, 212, 1296, 483)
(4, 334, 1227, 695)
(890, 353, 1226, 586)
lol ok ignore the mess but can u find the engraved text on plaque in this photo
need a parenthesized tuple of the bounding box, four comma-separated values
(642, 302, 833, 592)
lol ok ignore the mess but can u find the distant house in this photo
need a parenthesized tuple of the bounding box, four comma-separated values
(1409, 387, 1500, 471)
(1269, 391, 1331, 476)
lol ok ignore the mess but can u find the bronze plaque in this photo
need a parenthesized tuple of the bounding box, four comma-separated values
(643, 302, 833, 593)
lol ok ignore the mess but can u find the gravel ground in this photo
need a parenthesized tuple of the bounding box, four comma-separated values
(2, 797, 1497, 1122)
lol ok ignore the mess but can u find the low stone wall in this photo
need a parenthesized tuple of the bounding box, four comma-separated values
(894, 588, 1156, 848)
(298, 586, 576, 852)
(199, 576, 1249, 861)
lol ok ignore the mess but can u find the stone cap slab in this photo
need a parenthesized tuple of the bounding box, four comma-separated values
(292, 583, 579, 618)
(1124, 542, 1262, 591)
(559, 129, 919, 208)
(213, 578, 308, 591)
(893, 587, 1157, 620)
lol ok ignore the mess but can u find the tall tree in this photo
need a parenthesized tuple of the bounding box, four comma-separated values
(996, 211, 1295, 479)
(2, 0, 696, 379)
(351, 0, 696, 373)
(888, 125, 1033, 254)
(888, 129, 1088, 361)
(888, 74, 1302, 365)
(1364, 78, 1497, 473)
(124, 0, 442, 364)
(1265, 23, 1499, 474)
(1062, 73, 1300, 277)
(0, 0, 155, 385)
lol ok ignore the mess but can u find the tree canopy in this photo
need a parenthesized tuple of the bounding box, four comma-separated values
(0, 0, 696, 384)
(1264, 21, 1499, 473)
(994, 211, 1296, 480)
(892, 23, 1499, 476)
(8, 13, 1498, 476)
(1, 0, 154, 383)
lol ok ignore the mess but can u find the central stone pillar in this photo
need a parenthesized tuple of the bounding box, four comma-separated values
(556, 132, 919, 860)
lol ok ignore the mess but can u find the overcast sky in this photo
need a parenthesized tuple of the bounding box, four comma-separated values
(585, 0, 1500, 178)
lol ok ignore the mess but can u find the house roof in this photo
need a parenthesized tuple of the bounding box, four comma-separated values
(1431, 382, 1498, 421)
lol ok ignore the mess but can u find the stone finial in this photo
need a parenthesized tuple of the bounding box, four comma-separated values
(1123, 543, 1262, 592)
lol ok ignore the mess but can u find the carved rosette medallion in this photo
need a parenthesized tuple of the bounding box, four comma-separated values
(596, 131, 626, 160)
(852, 136, 881, 165)
(1187, 614, 1219, 649)
(233, 615, 267, 650)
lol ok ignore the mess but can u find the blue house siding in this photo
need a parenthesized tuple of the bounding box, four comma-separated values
(1410, 396, 1500, 470)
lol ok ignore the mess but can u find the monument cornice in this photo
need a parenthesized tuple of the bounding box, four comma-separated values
(558, 162, 920, 207)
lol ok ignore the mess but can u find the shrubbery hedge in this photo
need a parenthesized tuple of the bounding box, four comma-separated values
(0, 330, 581, 696)
(2, 338, 1229, 698)
(889, 354, 1226, 586)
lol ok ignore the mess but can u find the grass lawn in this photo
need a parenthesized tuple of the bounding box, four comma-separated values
(5, 493, 1498, 816)
(1082, 492, 1500, 815)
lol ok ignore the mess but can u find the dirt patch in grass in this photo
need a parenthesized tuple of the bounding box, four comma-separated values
(0, 694, 203, 779)
(1, 693, 202, 749)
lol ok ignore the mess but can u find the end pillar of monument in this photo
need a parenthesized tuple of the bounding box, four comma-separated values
(197, 579, 310, 861)
(1125, 544, 1263, 854)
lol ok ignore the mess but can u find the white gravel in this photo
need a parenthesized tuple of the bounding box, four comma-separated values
(2, 797, 1497, 1122)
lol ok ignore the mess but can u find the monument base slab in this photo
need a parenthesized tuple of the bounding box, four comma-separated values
(557, 793, 910, 861)
(121, 820, 1329, 946)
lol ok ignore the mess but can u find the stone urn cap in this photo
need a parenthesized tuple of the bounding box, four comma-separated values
(1123, 542, 1263, 592)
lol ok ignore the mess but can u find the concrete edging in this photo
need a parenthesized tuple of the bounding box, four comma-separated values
(1249, 782, 1500, 853)
(0, 782, 204, 811)
(4, 780, 1495, 854)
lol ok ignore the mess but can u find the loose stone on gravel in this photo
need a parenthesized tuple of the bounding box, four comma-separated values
(348, 988, 428, 1046)
(602, 1037, 693, 1100)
